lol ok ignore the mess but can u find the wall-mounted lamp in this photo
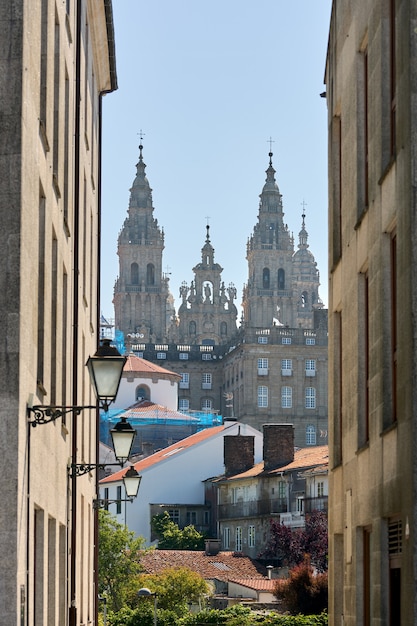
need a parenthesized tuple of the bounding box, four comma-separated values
(27, 338, 126, 426)
(93, 466, 142, 509)
(69, 416, 136, 477)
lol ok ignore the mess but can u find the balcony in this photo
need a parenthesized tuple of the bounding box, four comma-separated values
(303, 496, 328, 513)
(218, 498, 288, 520)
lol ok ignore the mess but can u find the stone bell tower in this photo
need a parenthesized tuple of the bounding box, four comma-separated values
(113, 143, 174, 343)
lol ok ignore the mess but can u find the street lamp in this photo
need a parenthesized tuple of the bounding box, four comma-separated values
(27, 338, 127, 425)
(93, 466, 142, 509)
(138, 588, 157, 626)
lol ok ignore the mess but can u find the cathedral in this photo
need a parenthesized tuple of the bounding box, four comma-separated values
(113, 144, 328, 447)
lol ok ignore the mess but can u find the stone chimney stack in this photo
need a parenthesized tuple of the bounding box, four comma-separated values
(224, 431, 255, 477)
(263, 424, 294, 471)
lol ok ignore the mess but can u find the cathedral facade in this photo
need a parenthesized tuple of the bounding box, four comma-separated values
(113, 145, 328, 447)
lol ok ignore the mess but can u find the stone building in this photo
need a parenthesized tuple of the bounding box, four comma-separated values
(113, 146, 328, 447)
(326, 0, 417, 624)
(0, 1, 117, 624)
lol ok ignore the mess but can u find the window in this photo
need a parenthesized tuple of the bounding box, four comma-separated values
(263, 268, 270, 289)
(202, 373, 212, 389)
(235, 527, 242, 552)
(306, 424, 317, 445)
(281, 359, 292, 375)
(220, 321, 227, 336)
(116, 486, 122, 515)
(146, 263, 155, 285)
(258, 358, 268, 375)
(180, 373, 189, 389)
(156, 352, 166, 360)
(168, 509, 180, 525)
(202, 399, 212, 410)
(131, 262, 139, 285)
(305, 359, 316, 376)
(305, 387, 316, 409)
(281, 386, 292, 408)
(258, 386, 268, 408)
(223, 527, 230, 550)
(179, 398, 189, 411)
(317, 481, 324, 497)
(278, 268, 285, 290)
(306, 337, 316, 345)
(258, 336, 268, 344)
(248, 525, 256, 548)
(189, 321, 196, 335)
(179, 352, 189, 360)
(186, 511, 197, 525)
(202, 353, 212, 360)
(282, 337, 292, 345)
(136, 385, 150, 401)
(278, 482, 286, 500)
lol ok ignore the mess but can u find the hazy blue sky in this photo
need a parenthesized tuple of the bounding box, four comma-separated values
(101, 1, 332, 320)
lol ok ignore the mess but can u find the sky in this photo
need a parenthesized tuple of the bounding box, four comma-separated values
(101, 1, 332, 321)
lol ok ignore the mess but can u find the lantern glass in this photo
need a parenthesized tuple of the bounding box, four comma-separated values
(110, 418, 136, 463)
(86, 340, 126, 411)
(123, 467, 142, 498)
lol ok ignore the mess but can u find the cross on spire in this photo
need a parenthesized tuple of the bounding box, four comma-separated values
(267, 136, 275, 152)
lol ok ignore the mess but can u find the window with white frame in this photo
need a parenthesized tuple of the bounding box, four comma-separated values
(156, 352, 166, 359)
(305, 387, 316, 409)
(277, 481, 286, 500)
(305, 359, 316, 376)
(306, 424, 317, 445)
(257, 386, 268, 408)
(235, 527, 242, 552)
(202, 353, 212, 360)
(306, 337, 316, 345)
(248, 525, 256, 548)
(281, 358, 292, 375)
(223, 527, 230, 549)
(202, 398, 212, 410)
(282, 337, 292, 345)
(179, 352, 189, 360)
(258, 357, 268, 375)
(281, 386, 292, 408)
(168, 509, 180, 524)
(179, 398, 189, 411)
(258, 336, 268, 344)
(186, 511, 197, 525)
(202, 372, 212, 389)
(317, 481, 324, 497)
(180, 372, 189, 389)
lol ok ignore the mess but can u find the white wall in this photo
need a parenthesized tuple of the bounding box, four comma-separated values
(113, 375, 178, 411)
(101, 422, 263, 543)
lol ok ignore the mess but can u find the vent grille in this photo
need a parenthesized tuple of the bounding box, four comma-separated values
(388, 519, 402, 556)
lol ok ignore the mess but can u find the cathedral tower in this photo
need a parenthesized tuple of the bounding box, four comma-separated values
(114, 144, 173, 343)
(242, 151, 322, 329)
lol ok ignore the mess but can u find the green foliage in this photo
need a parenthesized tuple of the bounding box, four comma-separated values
(276, 557, 328, 615)
(177, 605, 328, 625)
(98, 509, 147, 611)
(134, 567, 210, 614)
(151, 511, 206, 549)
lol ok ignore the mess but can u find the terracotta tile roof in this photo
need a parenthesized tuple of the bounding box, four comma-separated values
(229, 578, 277, 592)
(121, 400, 199, 422)
(123, 353, 180, 379)
(139, 550, 267, 582)
(215, 446, 329, 482)
(100, 424, 227, 484)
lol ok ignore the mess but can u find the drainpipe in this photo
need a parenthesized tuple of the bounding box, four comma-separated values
(68, 0, 82, 623)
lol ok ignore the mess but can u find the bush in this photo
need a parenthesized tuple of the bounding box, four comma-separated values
(276, 557, 328, 615)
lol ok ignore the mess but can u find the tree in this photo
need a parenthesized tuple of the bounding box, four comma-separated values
(275, 556, 328, 615)
(260, 510, 328, 572)
(134, 567, 209, 615)
(98, 509, 147, 611)
(151, 511, 206, 550)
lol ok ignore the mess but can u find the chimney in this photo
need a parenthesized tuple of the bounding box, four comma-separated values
(263, 424, 294, 471)
(224, 432, 255, 477)
(205, 539, 221, 556)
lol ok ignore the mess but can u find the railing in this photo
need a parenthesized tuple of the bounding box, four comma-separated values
(218, 498, 288, 520)
(303, 496, 328, 513)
